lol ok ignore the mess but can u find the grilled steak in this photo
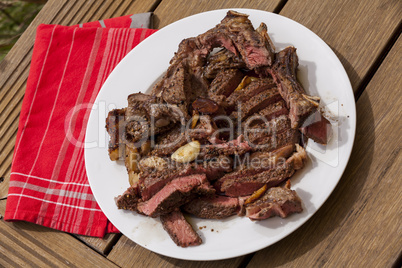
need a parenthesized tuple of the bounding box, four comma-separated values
(218, 10, 275, 69)
(300, 110, 332, 145)
(208, 68, 245, 98)
(110, 10, 330, 248)
(200, 135, 251, 160)
(125, 93, 183, 142)
(250, 128, 300, 152)
(245, 182, 303, 220)
(244, 115, 291, 144)
(231, 88, 282, 121)
(137, 174, 214, 217)
(269, 46, 320, 128)
(106, 108, 126, 160)
(160, 209, 202, 247)
(221, 162, 296, 197)
(140, 159, 231, 201)
(115, 184, 140, 212)
(204, 48, 246, 79)
(151, 124, 187, 157)
(226, 78, 276, 109)
(187, 114, 218, 141)
(257, 100, 289, 121)
(182, 195, 239, 219)
(218, 144, 307, 196)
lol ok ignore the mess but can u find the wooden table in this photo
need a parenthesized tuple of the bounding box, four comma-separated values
(0, 0, 401, 267)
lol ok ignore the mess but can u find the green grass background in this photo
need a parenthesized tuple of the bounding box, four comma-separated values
(0, 0, 45, 61)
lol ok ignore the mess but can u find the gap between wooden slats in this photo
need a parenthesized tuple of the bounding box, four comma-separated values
(279, 0, 401, 94)
(354, 21, 402, 101)
(247, 35, 402, 268)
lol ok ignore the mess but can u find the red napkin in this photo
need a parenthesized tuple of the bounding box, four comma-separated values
(4, 14, 157, 237)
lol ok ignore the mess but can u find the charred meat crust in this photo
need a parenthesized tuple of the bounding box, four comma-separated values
(106, 108, 126, 160)
(160, 210, 202, 247)
(269, 46, 320, 128)
(217, 145, 307, 197)
(137, 174, 215, 217)
(182, 195, 240, 219)
(110, 10, 330, 247)
(245, 182, 303, 220)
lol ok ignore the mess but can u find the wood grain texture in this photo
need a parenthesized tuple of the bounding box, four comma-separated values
(279, 0, 402, 92)
(1, 178, 118, 267)
(0, 219, 120, 267)
(0, 0, 401, 266)
(0, 0, 160, 258)
(247, 36, 402, 267)
(107, 235, 247, 268)
(0, 175, 9, 201)
(153, 0, 283, 28)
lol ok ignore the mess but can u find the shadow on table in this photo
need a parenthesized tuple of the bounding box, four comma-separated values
(247, 50, 375, 266)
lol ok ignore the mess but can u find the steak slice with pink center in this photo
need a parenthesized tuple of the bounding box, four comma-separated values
(137, 174, 214, 217)
(182, 195, 240, 219)
(245, 183, 303, 220)
(160, 209, 202, 247)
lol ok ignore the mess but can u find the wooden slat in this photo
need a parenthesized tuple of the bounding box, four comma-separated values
(1, 176, 117, 267)
(0, 0, 161, 257)
(74, 233, 121, 255)
(107, 235, 247, 268)
(279, 0, 402, 92)
(153, 0, 283, 28)
(1, 0, 400, 266)
(0, 216, 120, 267)
(0, 174, 10, 200)
(247, 36, 402, 267)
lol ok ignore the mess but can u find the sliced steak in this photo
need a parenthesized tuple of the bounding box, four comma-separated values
(247, 144, 295, 170)
(137, 174, 214, 217)
(231, 88, 282, 121)
(204, 48, 246, 79)
(244, 115, 291, 144)
(151, 125, 187, 157)
(300, 110, 332, 145)
(218, 144, 307, 196)
(200, 135, 251, 160)
(160, 61, 192, 109)
(242, 100, 289, 128)
(187, 115, 218, 141)
(246, 182, 303, 220)
(257, 100, 289, 121)
(182, 195, 239, 219)
(106, 108, 126, 161)
(195, 155, 234, 180)
(226, 78, 276, 108)
(126, 92, 154, 116)
(115, 185, 140, 212)
(160, 209, 202, 247)
(140, 160, 230, 201)
(221, 163, 296, 197)
(269, 46, 320, 128)
(208, 68, 245, 98)
(125, 93, 182, 142)
(250, 128, 300, 151)
(218, 10, 275, 69)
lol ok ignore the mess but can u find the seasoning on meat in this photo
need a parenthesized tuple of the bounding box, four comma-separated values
(108, 10, 331, 247)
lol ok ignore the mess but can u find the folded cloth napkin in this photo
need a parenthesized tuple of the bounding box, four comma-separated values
(4, 13, 157, 237)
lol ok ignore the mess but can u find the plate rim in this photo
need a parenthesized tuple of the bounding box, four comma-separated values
(85, 8, 356, 261)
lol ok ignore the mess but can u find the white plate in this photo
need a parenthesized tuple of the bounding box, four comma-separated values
(85, 9, 356, 261)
